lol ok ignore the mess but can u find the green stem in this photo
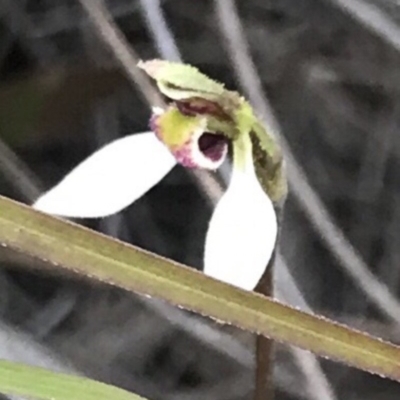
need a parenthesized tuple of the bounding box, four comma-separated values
(1, 195, 400, 381)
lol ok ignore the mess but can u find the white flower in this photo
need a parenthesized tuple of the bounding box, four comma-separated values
(33, 128, 277, 291)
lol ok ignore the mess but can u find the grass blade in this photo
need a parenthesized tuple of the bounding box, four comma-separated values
(0, 359, 145, 400)
(0, 195, 400, 380)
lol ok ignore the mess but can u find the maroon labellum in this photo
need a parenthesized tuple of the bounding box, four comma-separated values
(198, 132, 228, 163)
(170, 130, 229, 170)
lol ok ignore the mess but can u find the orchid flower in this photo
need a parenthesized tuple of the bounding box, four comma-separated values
(33, 60, 287, 291)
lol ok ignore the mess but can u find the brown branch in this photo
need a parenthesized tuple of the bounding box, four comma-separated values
(78, 0, 164, 108)
(254, 264, 274, 400)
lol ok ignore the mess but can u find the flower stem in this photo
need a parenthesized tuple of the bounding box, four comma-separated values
(254, 255, 275, 400)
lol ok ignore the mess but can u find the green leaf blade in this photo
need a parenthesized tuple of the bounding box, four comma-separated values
(0, 360, 145, 400)
(0, 195, 400, 381)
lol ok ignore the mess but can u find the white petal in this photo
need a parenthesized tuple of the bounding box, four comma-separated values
(204, 136, 277, 290)
(33, 132, 176, 218)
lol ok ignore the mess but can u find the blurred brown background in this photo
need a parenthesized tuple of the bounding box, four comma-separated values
(1, 0, 400, 399)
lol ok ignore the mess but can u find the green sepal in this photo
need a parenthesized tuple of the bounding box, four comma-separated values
(139, 59, 242, 116)
(251, 121, 287, 205)
(233, 101, 287, 205)
(138, 59, 225, 98)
